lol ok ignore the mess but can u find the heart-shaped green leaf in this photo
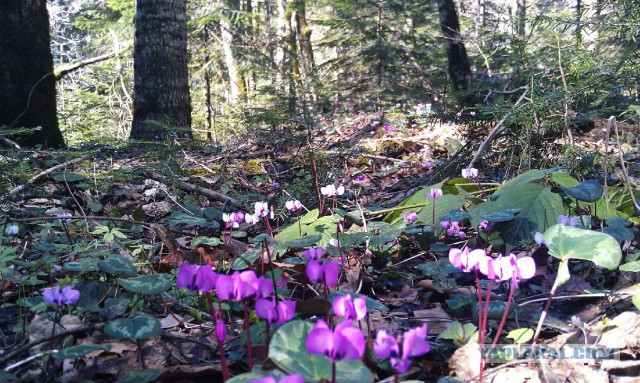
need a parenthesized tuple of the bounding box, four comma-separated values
(560, 180, 604, 202)
(250, 233, 276, 244)
(619, 260, 640, 272)
(64, 258, 100, 272)
(99, 255, 137, 276)
(191, 236, 221, 247)
(543, 224, 622, 270)
(480, 209, 521, 223)
(104, 315, 161, 340)
(99, 297, 129, 320)
(269, 320, 373, 383)
(283, 234, 323, 249)
(55, 344, 111, 359)
(117, 274, 173, 294)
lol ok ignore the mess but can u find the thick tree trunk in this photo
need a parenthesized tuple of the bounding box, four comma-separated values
(131, 0, 192, 140)
(0, 0, 64, 147)
(438, 0, 472, 91)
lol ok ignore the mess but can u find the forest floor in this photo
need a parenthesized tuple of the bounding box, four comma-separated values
(1, 112, 640, 383)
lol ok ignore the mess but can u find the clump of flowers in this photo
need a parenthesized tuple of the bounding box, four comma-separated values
(222, 212, 244, 229)
(374, 324, 430, 380)
(320, 184, 345, 213)
(403, 212, 418, 223)
(176, 263, 217, 293)
(441, 221, 467, 239)
(448, 247, 536, 382)
(43, 285, 80, 307)
(462, 167, 479, 179)
(307, 319, 365, 383)
(556, 214, 578, 227)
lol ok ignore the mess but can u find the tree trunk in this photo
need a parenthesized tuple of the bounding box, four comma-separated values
(0, 0, 65, 148)
(438, 0, 472, 91)
(295, 1, 317, 101)
(221, 0, 247, 104)
(131, 0, 192, 140)
(517, 0, 526, 38)
(284, 5, 300, 112)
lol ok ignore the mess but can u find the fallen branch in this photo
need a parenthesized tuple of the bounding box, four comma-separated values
(54, 46, 129, 80)
(8, 156, 88, 196)
(142, 170, 246, 211)
(468, 88, 529, 168)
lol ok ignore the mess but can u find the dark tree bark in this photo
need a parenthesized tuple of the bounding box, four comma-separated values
(131, 0, 192, 140)
(0, 0, 65, 147)
(438, 0, 472, 91)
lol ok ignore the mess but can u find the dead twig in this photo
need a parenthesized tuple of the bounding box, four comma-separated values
(468, 88, 529, 169)
(142, 170, 246, 211)
(8, 156, 89, 196)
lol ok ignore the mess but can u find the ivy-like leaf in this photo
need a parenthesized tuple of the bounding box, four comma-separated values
(117, 274, 173, 294)
(543, 224, 622, 270)
(55, 345, 111, 359)
(104, 315, 161, 340)
(98, 255, 137, 276)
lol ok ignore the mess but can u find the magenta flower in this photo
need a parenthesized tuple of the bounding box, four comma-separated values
(223, 212, 244, 229)
(504, 254, 536, 283)
(442, 221, 466, 238)
(306, 260, 340, 287)
(176, 263, 217, 293)
(462, 168, 479, 179)
(423, 162, 432, 170)
(384, 124, 395, 133)
(285, 200, 303, 212)
(403, 212, 418, 223)
(249, 375, 303, 383)
(427, 188, 442, 199)
(306, 319, 365, 362)
(332, 294, 367, 321)
(215, 310, 227, 342)
(374, 324, 430, 373)
(255, 298, 296, 324)
(303, 247, 324, 261)
(449, 247, 486, 272)
(216, 270, 258, 300)
(43, 285, 80, 307)
(176, 263, 199, 290)
(256, 276, 274, 298)
(478, 220, 491, 233)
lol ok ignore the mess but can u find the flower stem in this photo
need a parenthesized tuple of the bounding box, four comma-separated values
(394, 370, 399, 383)
(207, 293, 229, 381)
(243, 299, 253, 371)
(265, 321, 271, 350)
(488, 280, 515, 358)
(324, 283, 329, 323)
(531, 269, 562, 348)
(332, 361, 336, 383)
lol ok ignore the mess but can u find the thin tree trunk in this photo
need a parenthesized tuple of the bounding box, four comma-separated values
(438, 0, 472, 91)
(0, 0, 64, 147)
(516, 0, 526, 38)
(131, 0, 192, 140)
(221, 0, 246, 104)
(283, 4, 299, 112)
(295, 2, 317, 102)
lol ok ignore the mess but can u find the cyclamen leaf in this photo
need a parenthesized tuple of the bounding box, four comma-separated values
(117, 274, 173, 294)
(104, 315, 161, 340)
(55, 345, 111, 359)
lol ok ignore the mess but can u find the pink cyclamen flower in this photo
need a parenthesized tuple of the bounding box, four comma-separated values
(306, 319, 365, 362)
(256, 276, 274, 298)
(255, 298, 296, 324)
(449, 247, 486, 273)
(446, 221, 466, 238)
(255, 202, 269, 218)
(320, 184, 345, 197)
(216, 270, 258, 300)
(333, 294, 367, 321)
(245, 213, 260, 225)
(462, 168, 479, 179)
(176, 263, 217, 293)
(306, 259, 340, 287)
(403, 212, 418, 223)
(427, 188, 442, 199)
(504, 254, 536, 283)
(478, 220, 491, 233)
(384, 124, 395, 133)
(556, 214, 578, 227)
(285, 200, 303, 212)
(215, 310, 227, 341)
(249, 375, 303, 383)
(223, 212, 244, 229)
(423, 162, 432, 170)
(43, 285, 80, 307)
(303, 247, 324, 261)
(374, 324, 430, 373)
